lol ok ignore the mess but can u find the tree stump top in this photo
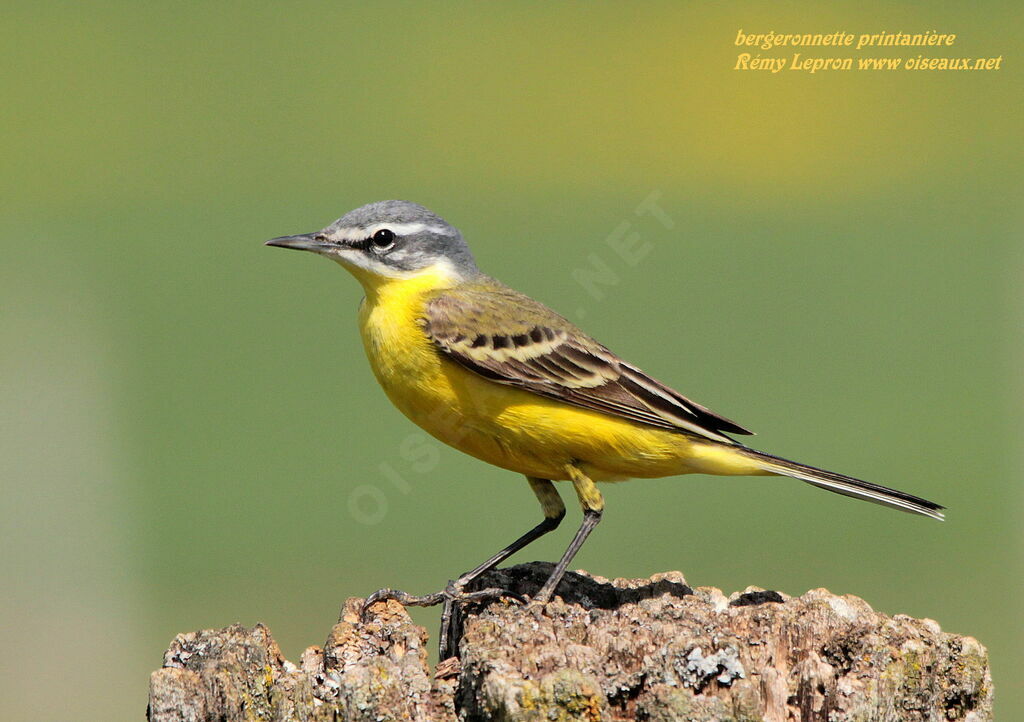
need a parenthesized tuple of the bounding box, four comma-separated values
(148, 563, 992, 721)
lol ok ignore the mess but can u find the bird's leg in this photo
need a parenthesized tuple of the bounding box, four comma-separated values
(532, 465, 604, 604)
(447, 477, 566, 592)
(431, 478, 566, 655)
(361, 479, 565, 630)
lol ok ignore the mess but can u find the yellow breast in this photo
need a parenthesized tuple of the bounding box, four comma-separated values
(357, 266, 561, 476)
(353, 266, 739, 483)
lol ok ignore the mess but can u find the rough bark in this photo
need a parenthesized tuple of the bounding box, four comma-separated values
(148, 563, 992, 721)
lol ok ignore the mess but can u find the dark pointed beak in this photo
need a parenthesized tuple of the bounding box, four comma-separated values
(264, 233, 332, 252)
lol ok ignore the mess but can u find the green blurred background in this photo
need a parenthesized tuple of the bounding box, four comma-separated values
(2, 2, 1020, 719)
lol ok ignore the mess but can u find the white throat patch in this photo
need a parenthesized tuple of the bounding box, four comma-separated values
(332, 251, 465, 281)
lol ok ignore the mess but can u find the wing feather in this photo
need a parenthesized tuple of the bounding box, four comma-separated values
(423, 283, 753, 443)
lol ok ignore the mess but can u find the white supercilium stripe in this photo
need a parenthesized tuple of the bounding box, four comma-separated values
(328, 222, 451, 242)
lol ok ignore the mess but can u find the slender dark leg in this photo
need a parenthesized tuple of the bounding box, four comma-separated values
(452, 506, 566, 588)
(532, 508, 603, 603)
(361, 478, 566, 631)
(366, 507, 567, 657)
(532, 465, 605, 604)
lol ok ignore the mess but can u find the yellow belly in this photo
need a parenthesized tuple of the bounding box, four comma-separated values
(356, 271, 761, 482)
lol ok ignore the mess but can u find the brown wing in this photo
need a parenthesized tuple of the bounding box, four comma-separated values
(422, 283, 753, 444)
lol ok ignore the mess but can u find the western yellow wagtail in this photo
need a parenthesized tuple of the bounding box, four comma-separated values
(266, 200, 943, 620)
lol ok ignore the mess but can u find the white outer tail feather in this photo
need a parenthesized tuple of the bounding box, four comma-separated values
(743, 449, 946, 521)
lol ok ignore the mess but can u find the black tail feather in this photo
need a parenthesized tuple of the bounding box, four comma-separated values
(741, 448, 945, 521)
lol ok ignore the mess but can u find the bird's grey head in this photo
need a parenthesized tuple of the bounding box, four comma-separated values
(266, 200, 478, 282)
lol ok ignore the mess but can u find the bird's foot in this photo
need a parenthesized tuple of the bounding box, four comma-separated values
(361, 580, 523, 620)
(524, 578, 562, 608)
(361, 587, 446, 616)
(525, 592, 553, 609)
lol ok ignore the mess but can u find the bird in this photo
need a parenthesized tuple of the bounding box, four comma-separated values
(266, 200, 944, 630)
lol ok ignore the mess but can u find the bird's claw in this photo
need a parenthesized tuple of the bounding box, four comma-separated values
(361, 581, 524, 620)
(360, 588, 445, 619)
(442, 580, 526, 606)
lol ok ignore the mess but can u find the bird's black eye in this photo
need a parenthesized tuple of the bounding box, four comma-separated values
(372, 229, 395, 248)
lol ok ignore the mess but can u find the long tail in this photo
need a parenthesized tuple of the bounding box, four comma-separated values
(739, 447, 945, 521)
